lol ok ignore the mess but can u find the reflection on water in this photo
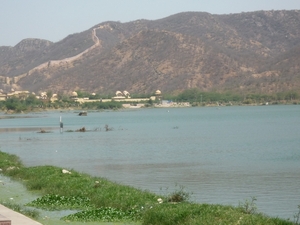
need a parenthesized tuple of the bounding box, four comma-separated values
(0, 106, 299, 220)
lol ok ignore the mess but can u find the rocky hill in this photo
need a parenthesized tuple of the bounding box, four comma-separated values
(0, 10, 300, 95)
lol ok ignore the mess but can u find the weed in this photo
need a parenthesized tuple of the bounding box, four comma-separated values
(294, 205, 300, 225)
(104, 124, 113, 131)
(167, 185, 191, 203)
(159, 184, 192, 203)
(143, 203, 294, 225)
(0, 151, 24, 172)
(239, 196, 258, 214)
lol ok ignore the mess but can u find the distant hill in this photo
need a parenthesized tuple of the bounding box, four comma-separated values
(0, 10, 300, 95)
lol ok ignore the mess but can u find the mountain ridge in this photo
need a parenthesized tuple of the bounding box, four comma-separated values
(0, 10, 300, 95)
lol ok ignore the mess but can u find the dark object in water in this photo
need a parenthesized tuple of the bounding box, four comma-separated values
(79, 111, 87, 116)
(76, 127, 86, 132)
(38, 129, 51, 133)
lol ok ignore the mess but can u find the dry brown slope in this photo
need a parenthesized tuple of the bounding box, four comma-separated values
(1, 10, 300, 94)
(18, 29, 257, 94)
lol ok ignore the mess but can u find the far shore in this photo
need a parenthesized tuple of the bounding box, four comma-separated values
(0, 100, 299, 115)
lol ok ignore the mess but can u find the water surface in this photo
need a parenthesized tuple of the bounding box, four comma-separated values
(0, 106, 299, 219)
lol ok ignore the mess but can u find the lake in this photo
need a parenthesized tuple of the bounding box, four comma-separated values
(0, 105, 299, 220)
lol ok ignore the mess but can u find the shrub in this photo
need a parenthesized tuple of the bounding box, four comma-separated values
(167, 185, 191, 203)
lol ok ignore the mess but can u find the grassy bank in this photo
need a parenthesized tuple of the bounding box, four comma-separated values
(0, 151, 297, 225)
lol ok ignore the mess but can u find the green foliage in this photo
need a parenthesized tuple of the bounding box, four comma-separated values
(4, 97, 27, 112)
(46, 90, 53, 99)
(142, 203, 294, 225)
(239, 197, 258, 214)
(170, 89, 300, 105)
(62, 207, 142, 222)
(0, 151, 24, 172)
(1, 95, 45, 112)
(176, 88, 200, 102)
(27, 194, 92, 210)
(174, 89, 243, 103)
(25, 94, 40, 105)
(166, 185, 191, 203)
(294, 205, 300, 225)
(1, 89, 299, 113)
(81, 101, 122, 110)
(4, 163, 158, 212)
(88, 93, 101, 99)
(130, 93, 152, 98)
(75, 90, 90, 98)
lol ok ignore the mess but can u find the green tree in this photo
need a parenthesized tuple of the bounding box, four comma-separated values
(46, 90, 53, 99)
(5, 97, 26, 112)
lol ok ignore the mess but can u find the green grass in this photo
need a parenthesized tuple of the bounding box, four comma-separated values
(0, 151, 297, 224)
(0, 151, 23, 169)
(142, 203, 294, 225)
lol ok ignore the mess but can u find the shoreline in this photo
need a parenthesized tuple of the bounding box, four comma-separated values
(0, 100, 299, 115)
(0, 106, 299, 223)
(0, 165, 296, 225)
(0, 150, 298, 224)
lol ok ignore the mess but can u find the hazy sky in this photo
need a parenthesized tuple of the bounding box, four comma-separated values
(1, 0, 300, 46)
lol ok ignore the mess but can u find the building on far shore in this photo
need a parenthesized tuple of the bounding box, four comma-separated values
(73, 89, 163, 104)
(0, 89, 30, 101)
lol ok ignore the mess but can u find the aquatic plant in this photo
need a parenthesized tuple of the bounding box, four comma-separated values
(26, 194, 92, 210)
(104, 124, 113, 131)
(61, 206, 142, 222)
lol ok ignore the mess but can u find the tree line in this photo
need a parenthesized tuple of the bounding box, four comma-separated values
(0, 89, 299, 112)
(164, 88, 300, 105)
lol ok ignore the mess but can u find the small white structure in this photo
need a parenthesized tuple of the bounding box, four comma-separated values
(113, 90, 131, 100)
(39, 92, 47, 99)
(155, 90, 162, 95)
(71, 91, 78, 98)
(115, 91, 123, 97)
(123, 90, 130, 98)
